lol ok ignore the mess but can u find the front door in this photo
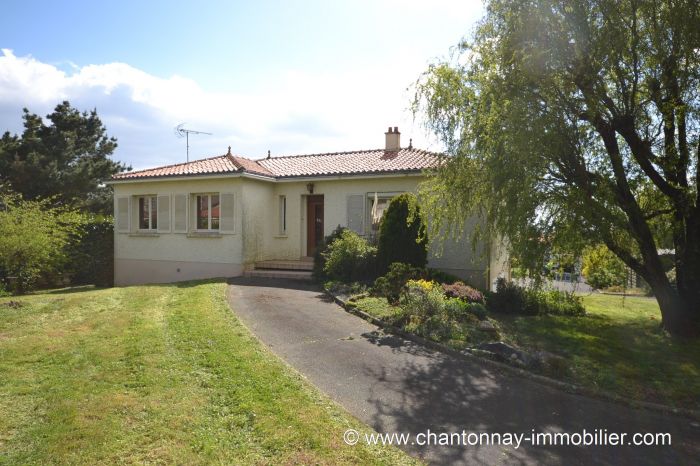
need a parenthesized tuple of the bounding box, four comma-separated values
(306, 195, 324, 256)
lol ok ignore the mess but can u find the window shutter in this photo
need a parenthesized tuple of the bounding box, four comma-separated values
(220, 193, 235, 233)
(157, 195, 171, 233)
(173, 194, 188, 233)
(116, 196, 130, 233)
(347, 194, 365, 234)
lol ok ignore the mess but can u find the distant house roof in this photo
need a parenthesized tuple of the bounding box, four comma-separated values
(110, 148, 441, 181)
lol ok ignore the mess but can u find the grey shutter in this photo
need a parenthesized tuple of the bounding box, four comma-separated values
(116, 196, 130, 232)
(173, 194, 188, 233)
(347, 194, 365, 234)
(157, 195, 170, 233)
(220, 193, 235, 233)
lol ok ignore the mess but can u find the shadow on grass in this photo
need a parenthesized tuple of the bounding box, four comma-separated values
(494, 312, 700, 409)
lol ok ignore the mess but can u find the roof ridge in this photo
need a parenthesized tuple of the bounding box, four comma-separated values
(255, 147, 441, 162)
(123, 153, 229, 175)
(256, 147, 388, 162)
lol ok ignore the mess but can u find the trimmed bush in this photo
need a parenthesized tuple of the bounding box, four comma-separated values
(322, 230, 377, 283)
(442, 281, 485, 304)
(376, 193, 428, 273)
(372, 262, 425, 304)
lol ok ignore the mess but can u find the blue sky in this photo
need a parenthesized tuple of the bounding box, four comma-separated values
(0, 0, 483, 169)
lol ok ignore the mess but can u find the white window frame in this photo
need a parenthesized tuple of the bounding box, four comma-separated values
(194, 193, 220, 232)
(137, 195, 158, 231)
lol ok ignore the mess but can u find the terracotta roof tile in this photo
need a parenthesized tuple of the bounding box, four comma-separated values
(112, 154, 239, 179)
(230, 155, 274, 176)
(112, 148, 440, 181)
(256, 148, 440, 177)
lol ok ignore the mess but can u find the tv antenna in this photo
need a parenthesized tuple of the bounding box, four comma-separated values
(175, 123, 212, 162)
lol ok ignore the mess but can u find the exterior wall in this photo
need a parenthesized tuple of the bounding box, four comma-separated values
(113, 178, 244, 285)
(427, 216, 490, 289)
(245, 174, 492, 288)
(112, 173, 502, 289)
(265, 175, 426, 259)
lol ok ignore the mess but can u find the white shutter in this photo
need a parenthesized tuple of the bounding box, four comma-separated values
(347, 194, 365, 234)
(116, 196, 130, 233)
(157, 195, 171, 233)
(220, 193, 235, 233)
(173, 194, 188, 233)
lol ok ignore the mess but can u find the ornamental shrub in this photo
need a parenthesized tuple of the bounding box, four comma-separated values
(312, 225, 348, 281)
(376, 193, 428, 273)
(400, 280, 446, 318)
(442, 281, 485, 304)
(466, 302, 488, 320)
(322, 230, 377, 283)
(486, 278, 530, 314)
(372, 262, 426, 304)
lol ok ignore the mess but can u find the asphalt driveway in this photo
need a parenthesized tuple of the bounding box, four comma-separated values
(226, 277, 699, 465)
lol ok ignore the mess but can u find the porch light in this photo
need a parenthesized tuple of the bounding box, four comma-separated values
(306, 183, 314, 194)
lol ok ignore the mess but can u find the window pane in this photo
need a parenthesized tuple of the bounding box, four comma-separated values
(197, 195, 209, 229)
(151, 197, 158, 230)
(210, 194, 220, 230)
(139, 197, 149, 229)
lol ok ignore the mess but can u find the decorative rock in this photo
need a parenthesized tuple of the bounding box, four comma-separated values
(477, 320, 498, 332)
(477, 341, 533, 366)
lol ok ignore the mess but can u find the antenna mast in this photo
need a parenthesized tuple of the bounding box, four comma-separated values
(175, 123, 212, 162)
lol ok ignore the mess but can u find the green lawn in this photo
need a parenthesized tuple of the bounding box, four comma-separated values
(352, 293, 700, 410)
(0, 281, 417, 465)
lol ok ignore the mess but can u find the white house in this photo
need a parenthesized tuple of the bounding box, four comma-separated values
(108, 127, 509, 287)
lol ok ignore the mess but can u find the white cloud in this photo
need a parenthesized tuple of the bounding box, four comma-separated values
(0, 48, 443, 170)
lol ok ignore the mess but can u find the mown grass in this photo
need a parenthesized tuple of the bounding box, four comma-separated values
(0, 281, 418, 465)
(352, 293, 700, 410)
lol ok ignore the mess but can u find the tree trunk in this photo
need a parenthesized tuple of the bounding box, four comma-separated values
(645, 264, 699, 338)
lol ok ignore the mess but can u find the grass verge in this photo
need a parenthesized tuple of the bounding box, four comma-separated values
(0, 281, 418, 465)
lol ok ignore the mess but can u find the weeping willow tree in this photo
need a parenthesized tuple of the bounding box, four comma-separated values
(414, 0, 699, 336)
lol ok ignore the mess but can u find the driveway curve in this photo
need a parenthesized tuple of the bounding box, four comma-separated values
(226, 277, 698, 465)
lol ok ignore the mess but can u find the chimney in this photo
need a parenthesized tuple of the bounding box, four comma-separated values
(385, 126, 401, 151)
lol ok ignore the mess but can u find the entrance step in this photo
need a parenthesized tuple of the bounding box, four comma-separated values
(243, 269, 312, 280)
(254, 260, 314, 272)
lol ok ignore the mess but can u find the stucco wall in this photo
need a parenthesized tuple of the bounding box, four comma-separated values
(112, 173, 500, 288)
(113, 178, 244, 285)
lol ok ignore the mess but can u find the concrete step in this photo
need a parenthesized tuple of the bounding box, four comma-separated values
(244, 269, 313, 280)
(254, 260, 314, 271)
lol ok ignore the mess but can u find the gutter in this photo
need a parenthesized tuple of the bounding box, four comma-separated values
(106, 169, 426, 185)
